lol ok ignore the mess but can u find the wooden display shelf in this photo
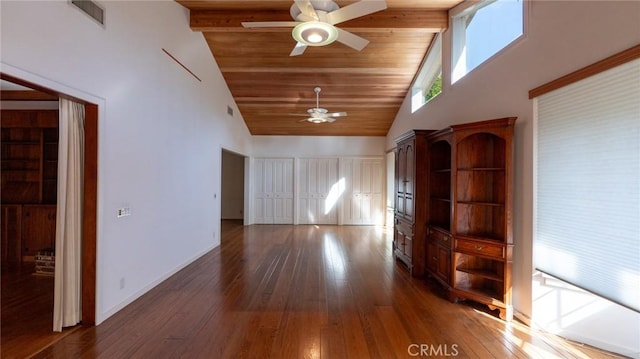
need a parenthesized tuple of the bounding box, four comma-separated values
(455, 266, 504, 282)
(456, 201, 504, 207)
(453, 285, 504, 304)
(429, 224, 451, 232)
(457, 167, 505, 171)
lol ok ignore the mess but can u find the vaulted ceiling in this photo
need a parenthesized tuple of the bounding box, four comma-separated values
(176, 0, 462, 136)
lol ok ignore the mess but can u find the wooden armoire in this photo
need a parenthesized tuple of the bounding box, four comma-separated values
(393, 130, 432, 276)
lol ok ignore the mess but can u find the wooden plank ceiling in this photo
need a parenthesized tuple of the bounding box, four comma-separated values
(177, 0, 462, 136)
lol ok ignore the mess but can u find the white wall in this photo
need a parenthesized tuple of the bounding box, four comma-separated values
(252, 136, 386, 157)
(1, 0, 252, 324)
(387, 0, 640, 355)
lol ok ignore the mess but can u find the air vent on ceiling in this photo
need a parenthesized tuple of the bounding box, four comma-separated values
(70, 0, 105, 26)
(227, 106, 234, 117)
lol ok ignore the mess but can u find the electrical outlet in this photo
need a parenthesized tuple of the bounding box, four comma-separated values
(120, 277, 125, 289)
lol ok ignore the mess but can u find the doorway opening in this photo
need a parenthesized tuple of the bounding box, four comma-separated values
(0, 73, 97, 357)
(221, 149, 246, 228)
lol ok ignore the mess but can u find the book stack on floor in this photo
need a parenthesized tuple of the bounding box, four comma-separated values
(35, 248, 55, 276)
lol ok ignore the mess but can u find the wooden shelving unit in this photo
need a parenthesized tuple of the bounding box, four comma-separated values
(1, 110, 58, 268)
(418, 118, 515, 320)
(450, 118, 515, 321)
(425, 129, 453, 287)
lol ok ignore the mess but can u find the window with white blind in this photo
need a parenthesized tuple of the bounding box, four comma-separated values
(534, 58, 640, 312)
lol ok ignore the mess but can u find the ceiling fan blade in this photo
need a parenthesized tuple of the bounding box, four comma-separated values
(327, 0, 387, 25)
(294, 0, 319, 20)
(290, 42, 308, 56)
(335, 28, 369, 51)
(328, 112, 347, 117)
(241, 21, 300, 28)
(327, 118, 337, 123)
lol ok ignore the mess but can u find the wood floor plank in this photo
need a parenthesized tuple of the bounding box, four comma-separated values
(7, 220, 625, 359)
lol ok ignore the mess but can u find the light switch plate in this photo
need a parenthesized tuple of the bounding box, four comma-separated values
(117, 207, 131, 218)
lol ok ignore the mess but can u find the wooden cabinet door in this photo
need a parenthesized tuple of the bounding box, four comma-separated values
(21, 205, 56, 258)
(395, 144, 406, 217)
(436, 245, 451, 283)
(1, 205, 23, 269)
(394, 224, 413, 258)
(395, 140, 415, 221)
(394, 225, 405, 254)
(426, 241, 438, 274)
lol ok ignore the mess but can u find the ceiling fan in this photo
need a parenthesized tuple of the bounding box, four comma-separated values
(298, 87, 347, 124)
(242, 0, 387, 56)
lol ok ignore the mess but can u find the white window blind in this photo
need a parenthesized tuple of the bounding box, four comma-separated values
(535, 58, 640, 312)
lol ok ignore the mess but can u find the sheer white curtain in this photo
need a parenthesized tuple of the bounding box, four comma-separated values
(53, 98, 85, 332)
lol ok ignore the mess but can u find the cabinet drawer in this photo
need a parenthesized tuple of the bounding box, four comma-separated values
(454, 238, 504, 260)
(395, 218, 414, 236)
(428, 227, 451, 248)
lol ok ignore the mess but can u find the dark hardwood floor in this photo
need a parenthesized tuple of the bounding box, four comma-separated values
(1, 263, 80, 359)
(8, 220, 623, 358)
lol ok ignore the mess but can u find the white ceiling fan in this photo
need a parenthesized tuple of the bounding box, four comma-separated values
(298, 87, 347, 123)
(242, 0, 387, 56)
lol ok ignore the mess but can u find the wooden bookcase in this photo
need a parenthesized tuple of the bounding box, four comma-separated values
(450, 118, 515, 321)
(425, 129, 453, 287)
(419, 118, 516, 320)
(1, 110, 58, 267)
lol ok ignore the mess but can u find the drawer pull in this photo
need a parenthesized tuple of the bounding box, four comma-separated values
(475, 245, 484, 251)
(443, 237, 449, 242)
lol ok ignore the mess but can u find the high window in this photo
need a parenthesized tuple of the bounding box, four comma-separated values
(451, 0, 523, 83)
(411, 34, 442, 113)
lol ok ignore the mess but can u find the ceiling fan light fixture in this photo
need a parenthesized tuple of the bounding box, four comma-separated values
(292, 22, 338, 46)
(308, 117, 327, 123)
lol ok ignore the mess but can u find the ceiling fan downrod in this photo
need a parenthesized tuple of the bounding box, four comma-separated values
(314, 86, 321, 109)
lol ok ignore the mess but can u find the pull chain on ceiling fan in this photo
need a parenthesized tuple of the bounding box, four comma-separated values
(242, 0, 387, 56)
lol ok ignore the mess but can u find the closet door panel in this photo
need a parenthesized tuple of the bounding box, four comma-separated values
(298, 158, 338, 224)
(253, 158, 293, 224)
(342, 157, 384, 225)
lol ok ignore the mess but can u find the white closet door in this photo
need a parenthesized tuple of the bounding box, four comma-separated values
(298, 158, 339, 224)
(253, 158, 273, 224)
(342, 157, 384, 225)
(272, 158, 294, 224)
(253, 158, 294, 224)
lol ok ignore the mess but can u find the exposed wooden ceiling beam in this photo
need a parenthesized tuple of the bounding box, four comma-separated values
(189, 9, 448, 32)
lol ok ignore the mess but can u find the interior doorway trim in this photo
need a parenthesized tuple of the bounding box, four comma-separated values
(1, 72, 98, 325)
